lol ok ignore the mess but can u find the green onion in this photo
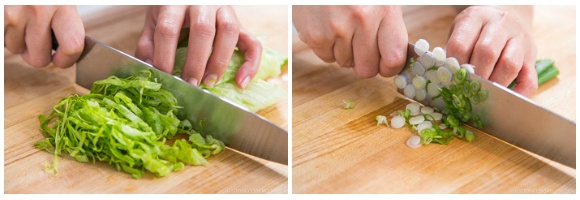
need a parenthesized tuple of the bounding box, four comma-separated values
(509, 59, 559, 89)
(454, 68, 467, 84)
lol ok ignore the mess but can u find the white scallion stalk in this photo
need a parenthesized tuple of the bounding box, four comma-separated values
(437, 67, 452, 85)
(419, 52, 435, 68)
(416, 121, 433, 133)
(424, 70, 440, 84)
(431, 112, 443, 121)
(432, 47, 446, 66)
(461, 64, 475, 74)
(404, 85, 416, 99)
(406, 102, 421, 116)
(414, 39, 429, 56)
(411, 61, 426, 75)
(412, 76, 427, 89)
(391, 116, 406, 129)
(415, 88, 427, 101)
(445, 57, 461, 73)
(439, 124, 447, 130)
(426, 82, 441, 98)
(376, 115, 388, 126)
(394, 75, 408, 89)
(407, 135, 422, 148)
(430, 98, 446, 111)
(409, 115, 425, 125)
(421, 106, 434, 114)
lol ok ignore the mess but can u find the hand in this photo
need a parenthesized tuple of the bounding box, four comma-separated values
(4, 5, 85, 68)
(135, 5, 262, 89)
(292, 5, 408, 78)
(446, 6, 537, 97)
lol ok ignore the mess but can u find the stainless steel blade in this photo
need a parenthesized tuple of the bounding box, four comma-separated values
(399, 43, 575, 168)
(76, 36, 288, 165)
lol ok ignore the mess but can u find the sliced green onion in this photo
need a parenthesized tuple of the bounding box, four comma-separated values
(343, 100, 355, 110)
(394, 75, 408, 89)
(432, 47, 446, 66)
(424, 70, 440, 84)
(445, 57, 461, 73)
(414, 39, 429, 56)
(376, 115, 388, 126)
(409, 115, 425, 125)
(454, 68, 467, 84)
(391, 116, 406, 129)
(412, 76, 427, 89)
(420, 52, 435, 68)
(411, 62, 426, 76)
(461, 64, 475, 74)
(437, 67, 453, 85)
(406, 102, 421, 116)
(465, 130, 475, 142)
(406, 135, 423, 148)
(404, 85, 416, 99)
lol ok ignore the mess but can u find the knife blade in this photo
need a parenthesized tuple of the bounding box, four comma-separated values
(75, 36, 288, 165)
(399, 43, 575, 168)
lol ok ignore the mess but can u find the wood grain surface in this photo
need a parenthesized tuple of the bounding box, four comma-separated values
(4, 5, 288, 194)
(292, 5, 575, 193)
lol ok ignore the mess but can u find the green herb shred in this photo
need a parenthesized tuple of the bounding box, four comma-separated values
(36, 70, 225, 178)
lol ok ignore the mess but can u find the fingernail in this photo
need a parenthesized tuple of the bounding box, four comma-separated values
(187, 78, 199, 86)
(240, 76, 250, 89)
(203, 74, 218, 88)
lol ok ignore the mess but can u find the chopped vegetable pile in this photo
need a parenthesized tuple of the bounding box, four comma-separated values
(383, 39, 559, 148)
(36, 70, 225, 178)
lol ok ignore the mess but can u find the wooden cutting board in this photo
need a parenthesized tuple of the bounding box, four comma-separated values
(4, 5, 288, 193)
(292, 5, 576, 193)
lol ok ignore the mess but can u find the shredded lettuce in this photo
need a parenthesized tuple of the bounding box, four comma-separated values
(173, 44, 287, 112)
(36, 70, 225, 178)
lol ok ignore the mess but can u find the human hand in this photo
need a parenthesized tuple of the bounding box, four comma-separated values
(446, 6, 537, 97)
(135, 5, 262, 89)
(4, 5, 85, 68)
(292, 5, 408, 78)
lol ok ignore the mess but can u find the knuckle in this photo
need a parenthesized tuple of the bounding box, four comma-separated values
(217, 20, 240, 36)
(446, 40, 469, 57)
(156, 21, 181, 38)
(191, 21, 216, 38)
(477, 43, 500, 63)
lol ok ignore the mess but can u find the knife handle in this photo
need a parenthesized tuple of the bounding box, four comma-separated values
(51, 29, 59, 50)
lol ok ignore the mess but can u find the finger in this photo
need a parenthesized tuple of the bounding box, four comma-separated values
(446, 11, 484, 65)
(352, 22, 380, 78)
(4, 6, 27, 54)
(20, 9, 52, 68)
(181, 6, 216, 86)
(307, 31, 336, 63)
(235, 29, 262, 89)
(202, 6, 240, 87)
(152, 6, 186, 74)
(4, 25, 26, 54)
(469, 22, 508, 79)
(50, 6, 85, 68)
(377, 10, 408, 77)
(135, 10, 156, 64)
(488, 38, 523, 86)
(333, 30, 354, 68)
(512, 57, 538, 97)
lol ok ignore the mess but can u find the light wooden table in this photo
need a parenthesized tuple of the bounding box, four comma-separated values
(4, 5, 288, 193)
(292, 5, 575, 193)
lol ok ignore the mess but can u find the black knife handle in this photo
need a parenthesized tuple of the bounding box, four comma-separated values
(51, 29, 59, 50)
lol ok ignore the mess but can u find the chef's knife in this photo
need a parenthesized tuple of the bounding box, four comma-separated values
(399, 43, 575, 168)
(73, 36, 288, 165)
